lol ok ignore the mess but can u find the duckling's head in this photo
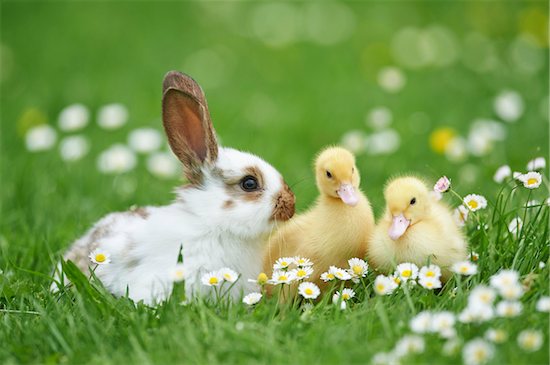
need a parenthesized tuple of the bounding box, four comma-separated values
(384, 176, 431, 240)
(315, 147, 360, 206)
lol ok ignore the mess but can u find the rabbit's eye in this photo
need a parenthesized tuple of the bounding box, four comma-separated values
(410, 197, 416, 205)
(240, 176, 259, 191)
(326, 171, 332, 178)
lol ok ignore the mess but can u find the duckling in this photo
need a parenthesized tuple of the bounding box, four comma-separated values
(368, 176, 468, 280)
(264, 147, 375, 291)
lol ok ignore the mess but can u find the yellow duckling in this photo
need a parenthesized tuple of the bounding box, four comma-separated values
(368, 176, 468, 280)
(264, 147, 375, 291)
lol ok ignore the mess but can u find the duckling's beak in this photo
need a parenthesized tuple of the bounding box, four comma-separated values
(388, 213, 411, 240)
(337, 183, 358, 206)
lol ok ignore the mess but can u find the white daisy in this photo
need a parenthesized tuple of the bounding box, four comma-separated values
(462, 338, 494, 365)
(508, 217, 523, 236)
(298, 282, 320, 299)
(273, 257, 294, 270)
(97, 144, 137, 174)
(498, 283, 524, 300)
(451, 261, 477, 276)
(242, 292, 262, 305)
(146, 151, 180, 179)
(88, 249, 111, 265)
(127, 128, 163, 154)
(340, 130, 367, 154)
(294, 257, 313, 267)
(489, 269, 519, 290)
(419, 264, 442, 280)
(97, 103, 128, 129)
(493, 165, 511, 183)
(409, 311, 432, 334)
(513, 171, 523, 180)
(419, 276, 442, 290)
(535, 296, 550, 312)
(518, 171, 542, 189)
(373, 275, 398, 296)
(433, 176, 451, 193)
(431, 311, 455, 334)
(494, 90, 523, 123)
(201, 271, 223, 286)
(468, 285, 497, 307)
(517, 330, 544, 352)
(539, 261, 546, 269)
(290, 266, 313, 281)
(59, 135, 90, 162)
(495, 300, 522, 317)
(170, 263, 186, 282)
(58, 103, 89, 131)
(395, 262, 419, 281)
(331, 267, 352, 281)
(468, 251, 480, 262)
(454, 205, 469, 227)
(332, 288, 356, 303)
(218, 268, 239, 283)
(463, 194, 488, 212)
(394, 335, 425, 357)
(25, 125, 57, 152)
(458, 305, 494, 324)
(484, 328, 507, 344)
(442, 338, 462, 356)
(347, 257, 368, 277)
(320, 270, 335, 282)
(526, 157, 546, 171)
(270, 270, 295, 285)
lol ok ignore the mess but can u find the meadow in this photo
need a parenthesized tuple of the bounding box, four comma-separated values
(1, 1, 549, 364)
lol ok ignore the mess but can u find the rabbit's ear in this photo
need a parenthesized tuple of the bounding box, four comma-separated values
(162, 71, 219, 184)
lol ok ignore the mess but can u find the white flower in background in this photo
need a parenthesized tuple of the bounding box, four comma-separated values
(58, 103, 90, 131)
(377, 66, 406, 93)
(365, 129, 401, 155)
(445, 136, 468, 163)
(494, 90, 524, 123)
(270, 270, 295, 285)
(410, 311, 432, 334)
(513, 171, 523, 180)
(468, 285, 496, 307)
(294, 257, 313, 267)
(517, 330, 543, 352)
(539, 261, 546, 269)
(348, 258, 368, 277)
(273, 257, 294, 270)
(508, 217, 523, 236)
(419, 265, 442, 280)
(458, 305, 494, 323)
(320, 270, 335, 282)
(371, 352, 396, 365)
(331, 267, 352, 281)
(495, 300, 522, 317)
(467, 119, 506, 156)
(298, 282, 320, 299)
(25, 125, 57, 152)
(518, 171, 542, 189)
(526, 157, 546, 171)
(468, 251, 479, 262)
(493, 165, 511, 183)
(389, 274, 402, 286)
(340, 130, 367, 154)
(454, 205, 469, 227)
(499, 283, 524, 300)
(332, 288, 356, 304)
(201, 271, 223, 286)
(59, 135, 90, 162)
(489, 270, 519, 292)
(97, 103, 128, 129)
(396, 262, 419, 281)
(442, 338, 461, 356)
(146, 151, 180, 179)
(536, 296, 550, 312)
(451, 261, 477, 276)
(462, 338, 494, 365)
(394, 335, 425, 357)
(526, 200, 540, 207)
(374, 275, 398, 296)
(366, 107, 393, 130)
(97, 144, 137, 174)
(290, 266, 313, 281)
(434, 176, 451, 193)
(128, 128, 163, 153)
(419, 276, 441, 290)
(242, 292, 262, 305)
(89, 249, 111, 265)
(463, 194, 487, 212)
(484, 328, 507, 344)
(218, 268, 239, 283)
(431, 311, 455, 334)
(170, 263, 186, 282)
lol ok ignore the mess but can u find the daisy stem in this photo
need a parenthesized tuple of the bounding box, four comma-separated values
(374, 299, 393, 338)
(456, 274, 463, 297)
(401, 282, 416, 314)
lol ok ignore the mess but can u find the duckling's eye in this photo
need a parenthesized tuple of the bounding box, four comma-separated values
(410, 197, 416, 205)
(240, 175, 259, 191)
(326, 171, 332, 178)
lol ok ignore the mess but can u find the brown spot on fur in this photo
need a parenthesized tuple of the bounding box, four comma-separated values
(129, 205, 149, 219)
(272, 180, 295, 221)
(223, 200, 235, 209)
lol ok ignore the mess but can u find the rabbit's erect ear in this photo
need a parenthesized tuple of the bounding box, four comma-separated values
(162, 71, 219, 184)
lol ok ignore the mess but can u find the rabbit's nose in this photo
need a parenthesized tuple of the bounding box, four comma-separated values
(271, 181, 295, 221)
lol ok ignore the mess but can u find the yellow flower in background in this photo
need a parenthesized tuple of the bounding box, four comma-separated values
(257, 272, 268, 285)
(429, 127, 457, 154)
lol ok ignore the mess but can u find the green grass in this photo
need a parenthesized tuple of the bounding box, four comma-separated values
(1, 1, 549, 364)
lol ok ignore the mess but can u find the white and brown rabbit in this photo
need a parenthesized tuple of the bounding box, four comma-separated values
(52, 71, 295, 304)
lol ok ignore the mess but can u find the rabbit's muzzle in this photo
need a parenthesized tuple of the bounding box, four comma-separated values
(272, 181, 295, 221)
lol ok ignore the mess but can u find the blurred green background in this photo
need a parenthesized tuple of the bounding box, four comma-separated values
(1, 1, 548, 266)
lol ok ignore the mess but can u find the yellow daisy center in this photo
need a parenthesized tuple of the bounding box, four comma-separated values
(468, 200, 478, 209)
(95, 253, 106, 263)
(209, 277, 219, 285)
(426, 281, 433, 287)
(327, 273, 335, 279)
(304, 288, 313, 295)
(426, 271, 435, 277)
(402, 269, 412, 277)
(278, 275, 288, 282)
(342, 293, 350, 300)
(224, 274, 232, 280)
(393, 277, 401, 284)
(297, 269, 306, 277)
(280, 261, 288, 267)
(527, 178, 537, 185)
(460, 266, 468, 273)
(352, 265, 363, 275)
(474, 349, 486, 361)
(257, 273, 268, 284)
(376, 284, 385, 292)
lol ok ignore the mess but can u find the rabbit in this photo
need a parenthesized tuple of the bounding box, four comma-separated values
(51, 71, 296, 305)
